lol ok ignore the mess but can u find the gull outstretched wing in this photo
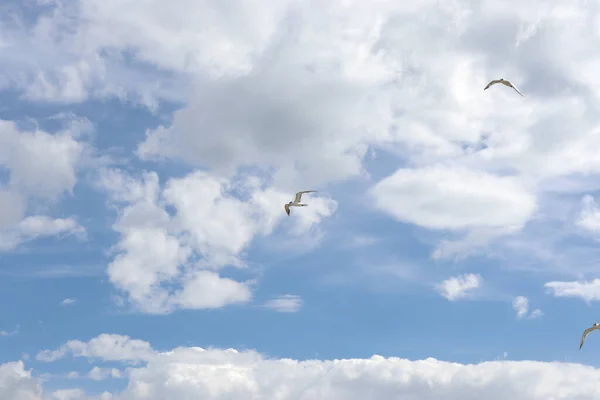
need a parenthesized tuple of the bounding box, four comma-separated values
(509, 82, 525, 97)
(484, 79, 501, 90)
(580, 326, 599, 349)
(294, 190, 316, 203)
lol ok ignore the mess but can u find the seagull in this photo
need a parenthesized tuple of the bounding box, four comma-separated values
(484, 78, 524, 97)
(284, 190, 316, 216)
(579, 323, 600, 349)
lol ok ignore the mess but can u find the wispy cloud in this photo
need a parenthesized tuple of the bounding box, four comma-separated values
(61, 298, 76, 306)
(263, 295, 303, 313)
(545, 279, 600, 302)
(47, 367, 124, 381)
(512, 296, 543, 319)
(0, 264, 104, 279)
(87, 366, 123, 381)
(0, 325, 19, 337)
(436, 274, 482, 301)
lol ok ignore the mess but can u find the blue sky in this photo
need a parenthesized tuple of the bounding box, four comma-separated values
(2, 0, 600, 399)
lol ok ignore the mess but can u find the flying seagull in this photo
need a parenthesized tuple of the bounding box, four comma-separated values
(284, 190, 316, 216)
(484, 78, 524, 97)
(579, 323, 600, 349)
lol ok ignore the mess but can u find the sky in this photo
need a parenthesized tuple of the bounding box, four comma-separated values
(3, 0, 600, 398)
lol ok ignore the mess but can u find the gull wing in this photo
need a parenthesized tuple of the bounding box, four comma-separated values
(484, 79, 501, 90)
(284, 203, 291, 216)
(580, 326, 598, 349)
(294, 190, 317, 203)
(508, 82, 525, 97)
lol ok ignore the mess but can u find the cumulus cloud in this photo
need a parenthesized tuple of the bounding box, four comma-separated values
(98, 168, 336, 314)
(370, 165, 536, 231)
(0, 120, 88, 251)
(24, 334, 600, 399)
(512, 296, 543, 319)
(114, 352, 600, 400)
(0, 361, 42, 399)
(4, 0, 600, 262)
(435, 273, 482, 301)
(36, 334, 155, 364)
(0, 120, 83, 200)
(50, 388, 113, 400)
(369, 165, 537, 256)
(8, 2, 600, 398)
(545, 279, 600, 302)
(263, 294, 303, 313)
(50, 389, 87, 400)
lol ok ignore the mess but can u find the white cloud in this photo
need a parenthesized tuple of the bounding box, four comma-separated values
(512, 296, 529, 319)
(529, 309, 543, 319)
(6, 0, 600, 263)
(0, 189, 26, 231)
(369, 165, 537, 258)
(174, 270, 252, 310)
(60, 298, 76, 306)
(0, 361, 42, 399)
(0, 120, 89, 251)
(36, 334, 155, 364)
(512, 296, 543, 319)
(0, 215, 86, 251)
(436, 273, 482, 301)
(18, 217, 84, 239)
(24, 334, 600, 399)
(39, 367, 123, 382)
(50, 388, 114, 400)
(577, 195, 600, 233)
(4, 1, 600, 185)
(263, 294, 303, 313)
(545, 279, 600, 302)
(0, 120, 84, 200)
(0, 325, 19, 337)
(370, 165, 536, 231)
(86, 367, 122, 381)
(51, 389, 85, 400)
(98, 168, 335, 314)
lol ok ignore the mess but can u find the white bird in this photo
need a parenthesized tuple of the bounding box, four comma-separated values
(579, 323, 600, 349)
(284, 190, 316, 216)
(484, 78, 524, 97)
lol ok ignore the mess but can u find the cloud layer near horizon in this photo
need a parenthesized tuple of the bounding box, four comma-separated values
(0, 334, 595, 399)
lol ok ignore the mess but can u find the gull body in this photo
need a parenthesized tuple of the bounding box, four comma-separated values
(580, 323, 600, 349)
(285, 190, 316, 216)
(484, 78, 524, 97)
